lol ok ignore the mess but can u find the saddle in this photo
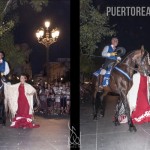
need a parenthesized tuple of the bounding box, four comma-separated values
(93, 66, 131, 87)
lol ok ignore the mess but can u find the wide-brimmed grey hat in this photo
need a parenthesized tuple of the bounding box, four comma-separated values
(115, 47, 126, 56)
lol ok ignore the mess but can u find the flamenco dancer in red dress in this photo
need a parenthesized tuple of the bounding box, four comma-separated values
(131, 73, 150, 124)
(3, 74, 40, 128)
(119, 73, 150, 124)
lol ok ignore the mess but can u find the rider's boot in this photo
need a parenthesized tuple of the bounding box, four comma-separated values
(99, 74, 104, 90)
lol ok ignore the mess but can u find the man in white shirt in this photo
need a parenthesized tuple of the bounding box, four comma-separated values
(0, 51, 10, 77)
(99, 37, 121, 89)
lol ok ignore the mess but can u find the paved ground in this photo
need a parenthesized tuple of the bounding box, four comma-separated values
(0, 114, 70, 150)
(80, 95, 150, 150)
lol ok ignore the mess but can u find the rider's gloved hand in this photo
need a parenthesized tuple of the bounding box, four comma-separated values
(117, 60, 120, 63)
(111, 52, 117, 56)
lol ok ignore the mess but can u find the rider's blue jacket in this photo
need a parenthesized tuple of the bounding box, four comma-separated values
(102, 45, 121, 61)
(0, 59, 10, 75)
(0, 60, 5, 72)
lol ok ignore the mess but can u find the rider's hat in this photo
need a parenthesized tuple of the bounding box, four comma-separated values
(115, 47, 126, 57)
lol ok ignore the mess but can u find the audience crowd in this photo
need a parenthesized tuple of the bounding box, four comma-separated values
(34, 81, 70, 116)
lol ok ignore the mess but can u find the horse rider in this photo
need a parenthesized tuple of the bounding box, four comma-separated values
(0, 51, 10, 125)
(0, 51, 10, 78)
(99, 37, 121, 89)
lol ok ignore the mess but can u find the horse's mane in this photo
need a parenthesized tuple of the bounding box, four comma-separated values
(121, 49, 139, 62)
(120, 49, 148, 63)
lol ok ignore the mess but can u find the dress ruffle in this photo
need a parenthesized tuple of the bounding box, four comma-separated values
(10, 116, 40, 128)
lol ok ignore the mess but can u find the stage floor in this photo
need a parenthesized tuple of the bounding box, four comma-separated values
(0, 114, 70, 150)
(80, 95, 150, 150)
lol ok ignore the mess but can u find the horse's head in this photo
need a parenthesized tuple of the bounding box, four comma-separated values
(139, 53, 150, 75)
(123, 46, 150, 75)
(134, 46, 150, 75)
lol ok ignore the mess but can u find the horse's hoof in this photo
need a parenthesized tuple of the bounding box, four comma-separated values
(112, 117, 120, 126)
(99, 114, 104, 118)
(133, 126, 137, 132)
(93, 116, 97, 120)
(2, 120, 6, 126)
(93, 115, 98, 120)
(114, 121, 120, 126)
(116, 122, 120, 126)
(99, 111, 104, 118)
(93, 117, 98, 120)
(129, 127, 133, 132)
(129, 126, 137, 132)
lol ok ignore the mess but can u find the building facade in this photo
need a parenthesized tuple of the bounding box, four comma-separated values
(48, 58, 70, 82)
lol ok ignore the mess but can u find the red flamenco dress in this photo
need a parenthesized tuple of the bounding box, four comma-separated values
(10, 84, 40, 128)
(131, 75, 150, 124)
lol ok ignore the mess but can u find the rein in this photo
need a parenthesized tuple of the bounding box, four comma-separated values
(119, 50, 150, 75)
(121, 63, 142, 73)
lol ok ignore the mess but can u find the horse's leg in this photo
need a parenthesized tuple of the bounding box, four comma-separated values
(1, 91, 6, 126)
(121, 92, 137, 132)
(2, 102, 6, 126)
(114, 98, 122, 126)
(99, 90, 108, 117)
(93, 90, 98, 120)
(96, 91, 104, 118)
(93, 89, 103, 120)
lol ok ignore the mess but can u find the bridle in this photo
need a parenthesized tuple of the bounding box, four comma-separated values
(120, 50, 150, 75)
(138, 51, 150, 75)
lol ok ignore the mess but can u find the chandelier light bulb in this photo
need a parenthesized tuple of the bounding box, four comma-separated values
(51, 29, 60, 38)
(36, 31, 41, 39)
(45, 21, 50, 28)
(51, 31, 56, 38)
(55, 30, 60, 37)
(39, 29, 44, 37)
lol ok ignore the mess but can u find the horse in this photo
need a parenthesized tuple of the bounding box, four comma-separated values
(0, 75, 7, 125)
(92, 47, 150, 132)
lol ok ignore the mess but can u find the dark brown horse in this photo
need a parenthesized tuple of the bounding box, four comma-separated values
(92, 47, 150, 132)
(0, 75, 6, 125)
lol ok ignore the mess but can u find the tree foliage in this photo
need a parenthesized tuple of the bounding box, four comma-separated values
(0, 0, 48, 37)
(80, 0, 115, 74)
(0, 1, 15, 37)
(0, 32, 26, 72)
(80, 55, 95, 73)
(0, 0, 48, 73)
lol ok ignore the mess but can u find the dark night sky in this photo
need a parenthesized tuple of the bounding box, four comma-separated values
(93, 0, 150, 53)
(13, 0, 150, 75)
(14, 0, 70, 75)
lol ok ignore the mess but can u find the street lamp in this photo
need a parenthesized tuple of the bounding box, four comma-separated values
(36, 20, 60, 81)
